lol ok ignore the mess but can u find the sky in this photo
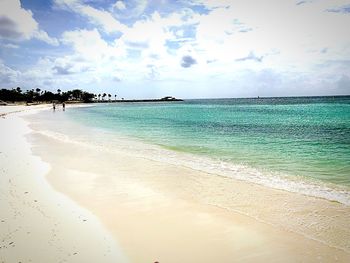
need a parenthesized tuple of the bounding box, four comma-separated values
(0, 0, 349, 99)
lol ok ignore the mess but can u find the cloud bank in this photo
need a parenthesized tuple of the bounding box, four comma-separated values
(0, 0, 58, 45)
(0, 0, 349, 98)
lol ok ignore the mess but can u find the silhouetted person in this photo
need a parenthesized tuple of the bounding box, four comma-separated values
(62, 102, 65, 111)
(53, 102, 56, 111)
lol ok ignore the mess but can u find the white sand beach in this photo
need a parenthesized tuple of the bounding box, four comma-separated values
(0, 106, 126, 263)
(1, 105, 350, 262)
(1, 0, 349, 261)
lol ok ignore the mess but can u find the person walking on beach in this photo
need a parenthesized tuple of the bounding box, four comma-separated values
(53, 102, 56, 111)
(62, 102, 65, 111)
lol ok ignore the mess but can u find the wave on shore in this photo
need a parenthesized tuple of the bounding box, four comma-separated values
(34, 126, 350, 206)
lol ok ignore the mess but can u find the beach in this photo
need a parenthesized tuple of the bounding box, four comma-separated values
(1, 0, 349, 261)
(1, 104, 350, 262)
(0, 105, 126, 263)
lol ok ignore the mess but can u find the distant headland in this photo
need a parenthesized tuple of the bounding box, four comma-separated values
(0, 87, 183, 104)
(100, 96, 183, 103)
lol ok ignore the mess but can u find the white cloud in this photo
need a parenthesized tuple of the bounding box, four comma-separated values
(61, 28, 126, 61)
(45, 28, 131, 87)
(182, 0, 350, 74)
(80, 5, 128, 33)
(0, 61, 20, 86)
(1, 43, 19, 49)
(0, 0, 58, 45)
(34, 30, 59, 46)
(112, 0, 148, 19)
(53, 1, 201, 82)
(54, 0, 127, 34)
(189, 0, 233, 9)
(113, 1, 126, 10)
(53, 0, 80, 10)
(121, 12, 171, 48)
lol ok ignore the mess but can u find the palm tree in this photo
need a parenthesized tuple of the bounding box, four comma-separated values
(34, 88, 41, 101)
(98, 94, 101, 101)
(114, 94, 117, 101)
(57, 89, 61, 95)
(108, 94, 111, 101)
(72, 89, 83, 100)
(102, 93, 106, 101)
(16, 87, 22, 93)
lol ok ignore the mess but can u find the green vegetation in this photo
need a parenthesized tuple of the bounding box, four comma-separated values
(0, 87, 95, 103)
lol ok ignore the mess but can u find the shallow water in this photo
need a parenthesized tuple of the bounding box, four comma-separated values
(33, 96, 350, 204)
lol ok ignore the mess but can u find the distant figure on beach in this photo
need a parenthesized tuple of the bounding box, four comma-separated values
(62, 102, 65, 111)
(53, 102, 56, 111)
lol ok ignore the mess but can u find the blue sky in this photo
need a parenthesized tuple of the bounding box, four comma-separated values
(0, 0, 349, 98)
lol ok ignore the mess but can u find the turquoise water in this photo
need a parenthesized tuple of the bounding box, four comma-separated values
(64, 96, 350, 188)
(32, 96, 349, 203)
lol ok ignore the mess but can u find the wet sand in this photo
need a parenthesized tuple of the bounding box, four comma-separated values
(25, 107, 350, 262)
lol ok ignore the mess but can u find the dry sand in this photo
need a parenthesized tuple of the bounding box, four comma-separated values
(0, 106, 126, 263)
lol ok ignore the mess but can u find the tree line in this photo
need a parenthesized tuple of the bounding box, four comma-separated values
(0, 87, 118, 103)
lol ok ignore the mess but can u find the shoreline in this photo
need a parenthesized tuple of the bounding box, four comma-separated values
(0, 106, 127, 262)
(22, 107, 350, 262)
(123, 141, 350, 206)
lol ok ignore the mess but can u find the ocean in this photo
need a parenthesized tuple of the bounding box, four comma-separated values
(34, 96, 350, 204)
